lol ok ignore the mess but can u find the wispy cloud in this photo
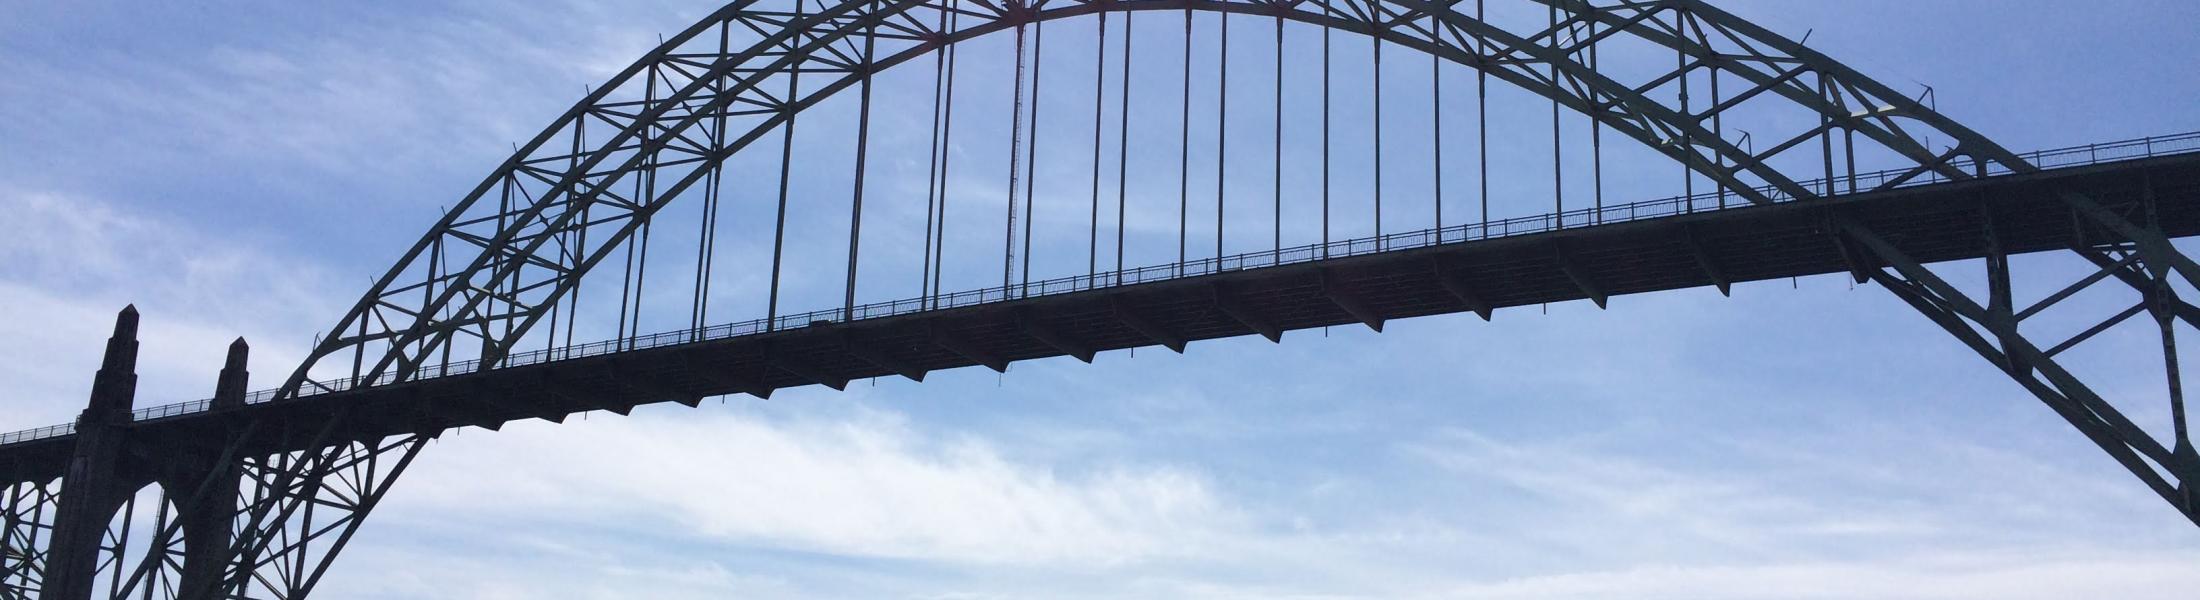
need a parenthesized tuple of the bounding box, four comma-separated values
(387, 405, 1241, 566)
(0, 188, 342, 424)
(1426, 552, 2200, 600)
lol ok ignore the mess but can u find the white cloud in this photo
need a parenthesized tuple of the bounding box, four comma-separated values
(1405, 427, 1912, 553)
(0, 2, 690, 196)
(321, 397, 2200, 599)
(385, 405, 1238, 567)
(0, 188, 340, 427)
(1428, 553, 2200, 600)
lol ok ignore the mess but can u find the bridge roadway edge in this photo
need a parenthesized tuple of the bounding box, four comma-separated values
(3, 152, 2198, 484)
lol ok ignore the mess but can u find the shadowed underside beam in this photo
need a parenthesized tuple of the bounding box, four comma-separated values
(1, 152, 2195, 484)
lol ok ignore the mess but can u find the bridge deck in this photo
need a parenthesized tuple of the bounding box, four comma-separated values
(5, 150, 2200, 484)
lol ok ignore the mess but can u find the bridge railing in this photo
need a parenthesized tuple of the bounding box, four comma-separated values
(0, 424, 75, 447)
(4, 131, 2197, 448)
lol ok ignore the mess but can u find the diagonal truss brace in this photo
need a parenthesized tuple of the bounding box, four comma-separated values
(1837, 199, 2200, 525)
(211, 433, 430, 600)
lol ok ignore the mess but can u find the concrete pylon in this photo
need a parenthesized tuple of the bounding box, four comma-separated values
(212, 337, 250, 411)
(43, 306, 144, 600)
(44, 310, 254, 599)
(177, 337, 250, 594)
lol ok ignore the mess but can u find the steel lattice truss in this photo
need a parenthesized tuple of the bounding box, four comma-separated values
(7, 1, 2195, 598)
(90, 490, 186, 600)
(5, 430, 426, 599)
(2, 480, 58, 599)
(211, 434, 426, 599)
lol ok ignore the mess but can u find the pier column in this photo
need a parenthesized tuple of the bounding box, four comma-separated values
(175, 338, 250, 595)
(42, 306, 146, 600)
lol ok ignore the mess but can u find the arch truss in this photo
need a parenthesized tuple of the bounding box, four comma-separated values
(14, 0, 2197, 597)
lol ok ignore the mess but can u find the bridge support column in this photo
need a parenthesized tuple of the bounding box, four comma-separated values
(39, 312, 254, 600)
(175, 339, 251, 596)
(42, 307, 147, 600)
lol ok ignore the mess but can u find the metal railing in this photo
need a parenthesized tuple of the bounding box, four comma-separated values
(0, 424, 75, 447)
(4, 130, 2196, 448)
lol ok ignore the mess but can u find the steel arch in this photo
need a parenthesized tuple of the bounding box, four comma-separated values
(277, 0, 2195, 519)
(278, 0, 2033, 399)
(205, 1, 2191, 595)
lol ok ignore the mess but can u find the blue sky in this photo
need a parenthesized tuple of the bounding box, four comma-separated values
(4, 1, 2200, 598)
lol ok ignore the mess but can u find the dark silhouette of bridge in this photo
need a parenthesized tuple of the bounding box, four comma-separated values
(4, 1, 2196, 598)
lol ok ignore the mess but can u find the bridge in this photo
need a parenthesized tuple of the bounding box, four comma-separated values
(4, 1, 2197, 598)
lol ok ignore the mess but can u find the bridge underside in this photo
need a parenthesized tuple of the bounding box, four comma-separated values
(5, 152, 2197, 485)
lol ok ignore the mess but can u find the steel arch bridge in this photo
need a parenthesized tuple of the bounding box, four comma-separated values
(5, 0, 2198, 597)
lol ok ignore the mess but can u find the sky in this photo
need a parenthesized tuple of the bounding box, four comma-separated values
(4, 1, 2200, 598)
